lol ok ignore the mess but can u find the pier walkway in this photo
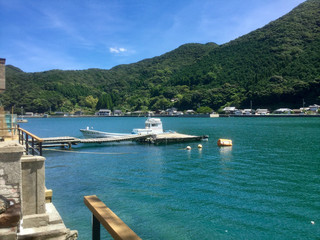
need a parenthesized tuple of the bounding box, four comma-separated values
(41, 132, 207, 148)
(41, 134, 153, 148)
(18, 127, 208, 153)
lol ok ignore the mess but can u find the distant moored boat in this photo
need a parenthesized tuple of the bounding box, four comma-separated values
(80, 117, 164, 138)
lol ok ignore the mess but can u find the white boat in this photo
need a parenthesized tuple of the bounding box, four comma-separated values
(17, 115, 28, 123)
(80, 118, 164, 138)
(17, 119, 28, 123)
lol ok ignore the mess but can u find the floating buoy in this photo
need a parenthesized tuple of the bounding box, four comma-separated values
(311, 221, 315, 225)
(217, 139, 232, 147)
(198, 144, 202, 149)
(186, 146, 191, 150)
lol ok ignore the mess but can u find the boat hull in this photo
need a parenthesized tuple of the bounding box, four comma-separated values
(80, 129, 132, 138)
(80, 117, 164, 138)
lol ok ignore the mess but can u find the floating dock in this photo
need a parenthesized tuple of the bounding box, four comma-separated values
(40, 133, 207, 148)
(138, 133, 208, 144)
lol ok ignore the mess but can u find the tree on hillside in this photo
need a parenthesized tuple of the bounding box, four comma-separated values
(96, 93, 114, 110)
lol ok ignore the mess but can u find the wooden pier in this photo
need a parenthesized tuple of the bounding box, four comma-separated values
(40, 134, 151, 148)
(138, 132, 208, 144)
(40, 132, 208, 148)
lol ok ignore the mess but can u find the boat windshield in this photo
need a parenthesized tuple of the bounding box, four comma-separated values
(145, 123, 159, 129)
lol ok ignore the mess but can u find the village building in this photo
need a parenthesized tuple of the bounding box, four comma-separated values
(185, 109, 196, 115)
(222, 107, 237, 114)
(113, 110, 123, 116)
(96, 109, 112, 116)
(74, 111, 83, 115)
(243, 109, 254, 115)
(166, 107, 178, 115)
(234, 109, 243, 115)
(255, 109, 269, 115)
(292, 109, 304, 114)
(25, 112, 34, 116)
(308, 104, 320, 113)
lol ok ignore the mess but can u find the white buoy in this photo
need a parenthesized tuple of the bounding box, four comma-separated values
(186, 146, 191, 150)
(198, 144, 202, 149)
(311, 221, 315, 225)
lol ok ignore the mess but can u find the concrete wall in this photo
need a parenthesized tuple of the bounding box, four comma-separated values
(21, 155, 46, 216)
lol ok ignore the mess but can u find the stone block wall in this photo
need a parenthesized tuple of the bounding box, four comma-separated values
(0, 142, 24, 204)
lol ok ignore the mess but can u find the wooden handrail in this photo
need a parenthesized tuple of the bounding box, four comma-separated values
(18, 127, 43, 155)
(84, 195, 141, 240)
(18, 127, 43, 142)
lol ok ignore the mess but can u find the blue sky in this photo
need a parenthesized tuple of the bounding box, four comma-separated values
(0, 0, 305, 72)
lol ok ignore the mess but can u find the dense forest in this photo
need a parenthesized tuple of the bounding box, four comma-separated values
(1, 0, 319, 114)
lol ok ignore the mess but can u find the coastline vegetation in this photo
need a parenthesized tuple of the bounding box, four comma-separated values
(1, 0, 319, 115)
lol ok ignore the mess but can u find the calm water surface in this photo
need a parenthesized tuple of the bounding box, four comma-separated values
(23, 117, 320, 239)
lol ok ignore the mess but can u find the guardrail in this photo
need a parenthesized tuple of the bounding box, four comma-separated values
(84, 195, 141, 240)
(18, 127, 43, 156)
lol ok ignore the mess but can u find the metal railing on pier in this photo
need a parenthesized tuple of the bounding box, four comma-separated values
(18, 127, 43, 156)
(84, 195, 141, 240)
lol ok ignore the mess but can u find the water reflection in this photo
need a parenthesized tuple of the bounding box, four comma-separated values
(219, 146, 233, 162)
(197, 147, 203, 158)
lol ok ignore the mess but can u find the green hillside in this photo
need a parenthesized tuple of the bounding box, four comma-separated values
(1, 0, 319, 114)
(170, 0, 320, 110)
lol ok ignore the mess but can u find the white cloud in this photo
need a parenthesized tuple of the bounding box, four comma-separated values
(110, 47, 127, 54)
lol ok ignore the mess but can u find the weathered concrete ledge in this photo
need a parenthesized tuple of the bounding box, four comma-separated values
(18, 203, 78, 240)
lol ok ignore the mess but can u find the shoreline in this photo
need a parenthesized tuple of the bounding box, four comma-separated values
(19, 114, 320, 118)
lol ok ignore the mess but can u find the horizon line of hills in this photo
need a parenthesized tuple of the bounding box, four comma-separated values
(2, 0, 320, 114)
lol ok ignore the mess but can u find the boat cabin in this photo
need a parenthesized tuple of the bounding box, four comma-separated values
(132, 118, 163, 135)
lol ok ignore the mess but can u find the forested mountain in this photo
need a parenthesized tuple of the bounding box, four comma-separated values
(1, 0, 319, 114)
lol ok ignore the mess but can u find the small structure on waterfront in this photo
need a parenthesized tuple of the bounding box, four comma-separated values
(255, 109, 269, 115)
(74, 111, 83, 116)
(223, 107, 237, 114)
(96, 109, 112, 116)
(309, 104, 320, 113)
(185, 109, 196, 115)
(274, 108, 292, 114)
(113, 109, 123, 116)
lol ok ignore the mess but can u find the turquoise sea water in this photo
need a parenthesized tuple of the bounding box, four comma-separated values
(22, 117, 320, 239)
